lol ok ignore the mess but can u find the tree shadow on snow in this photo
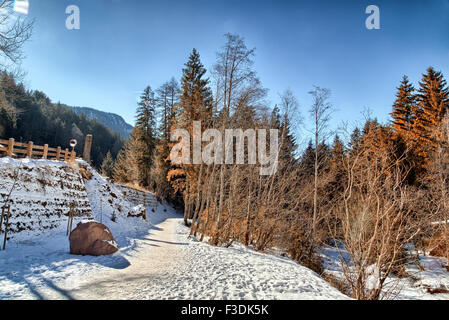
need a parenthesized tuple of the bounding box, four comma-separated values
(0, 207, 183, 300)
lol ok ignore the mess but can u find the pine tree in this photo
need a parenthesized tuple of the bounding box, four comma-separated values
(134, 86, 158, 188)
(113, 149, 127, 182)
(177, 48, 213, 128)
(330, 135, 344, 172)
(113, 134, 139, 184)
(101, 151, 115, 178)
(391, 75, 416, 139)
(168, 49, 214, 222)
(300, 140, 328, 178)
(279, 110, 298, 169)
(416, 67, 449, 147)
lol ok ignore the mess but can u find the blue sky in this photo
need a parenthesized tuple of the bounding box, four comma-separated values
(19, 0, 449, 133)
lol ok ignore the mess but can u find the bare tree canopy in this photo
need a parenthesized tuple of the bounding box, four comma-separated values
(0, 0, 34, 69)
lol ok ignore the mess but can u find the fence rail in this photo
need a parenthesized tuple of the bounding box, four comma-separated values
(0, 138, 77, 162)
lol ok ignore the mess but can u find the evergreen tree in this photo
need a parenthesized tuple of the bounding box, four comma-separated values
(416, 67, 449, 147)
(391, 75, 416, 139)
(101, 151, 115, 178)
(279, 109, 298, 169)
(0, 71, 124, 167)
(112, 131, 141, 184)
(300, 140, 328, 178)
(177, 48, 213, 129)
(330, 135, 344, 172)
(134, 86, 158, 188)
(168, 49, 213, 194)
(113, 148, 129, 182)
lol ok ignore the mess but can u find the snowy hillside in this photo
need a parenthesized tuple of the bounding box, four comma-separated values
(0, 157, 92, 240)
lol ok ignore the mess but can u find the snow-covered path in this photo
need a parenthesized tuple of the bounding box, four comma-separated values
(0, 158, 348, 300)
(67, 217, 184, 299)
(0, 208, 348, 300)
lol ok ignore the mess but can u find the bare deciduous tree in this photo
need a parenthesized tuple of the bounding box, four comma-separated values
(309, 86, 333, 243)
(0, 1, 34, 69)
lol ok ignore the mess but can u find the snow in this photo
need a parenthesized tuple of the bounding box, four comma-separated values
(320, 244, 449, 300)
(0, 159, 348, 299)
(1, 158, 448, 300)
(0, 202, 350, 300)
(0, 157, 93, 241)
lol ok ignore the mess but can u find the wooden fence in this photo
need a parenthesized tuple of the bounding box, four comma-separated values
(0, 138, 77, 162)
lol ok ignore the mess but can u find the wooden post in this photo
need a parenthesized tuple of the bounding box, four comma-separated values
(0, 206, 5, 233)
(56, 146, 61, 160)
(7, 138, 14, 157)
(69, 204, 74, 234)
(2, 206, 10, 250)
(43, 144, 48, 159)
(83, 134, 93, 163)
(70, 150, 76, 163)
(64, 148, 69, 162)
(66, 203, 75, 236)
(26, 141, 33, 158)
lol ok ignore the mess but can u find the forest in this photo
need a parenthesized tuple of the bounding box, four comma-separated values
(109, 33, 449, 300)
(0, 71, 124, 167)
(1, 23, 448, 299)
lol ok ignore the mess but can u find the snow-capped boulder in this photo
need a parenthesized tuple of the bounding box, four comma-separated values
(69, 221, 118, 256)
(128, 204, 147, 220)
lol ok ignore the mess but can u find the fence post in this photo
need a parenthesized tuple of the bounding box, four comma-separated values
(56, 146, 61, 160)
(7, 138, 14, 157)
(26, 141, 33, 158)
(2, 206, 10, 250)
(43, 144, 48, 159)
(70, 150, 76, 163)
(64, 148, 69, 162)
(83, 134, 93, 163)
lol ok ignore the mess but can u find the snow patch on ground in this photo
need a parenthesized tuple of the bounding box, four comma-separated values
(157, 221, 350, 300)
(320, 244, 449, 300)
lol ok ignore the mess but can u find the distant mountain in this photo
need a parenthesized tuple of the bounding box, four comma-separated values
(70, 106, 133, 138)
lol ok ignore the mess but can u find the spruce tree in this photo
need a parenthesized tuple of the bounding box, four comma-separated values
(113, 149, 128, 183)
(177, 48, 213, 128)
(101, 151, 115, 178)
(416, 67, 449, 146)
(168, 49, 214, 221)
(134, 86, 158, 187)
(330, 135, 344, 172)
(279, 110, 298, 169)
(391, 75, 416, 139)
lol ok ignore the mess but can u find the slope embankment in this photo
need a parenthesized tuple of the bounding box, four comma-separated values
(0, 157, 93, 240)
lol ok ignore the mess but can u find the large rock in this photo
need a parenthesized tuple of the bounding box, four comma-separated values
(69, 221, 118, 256)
